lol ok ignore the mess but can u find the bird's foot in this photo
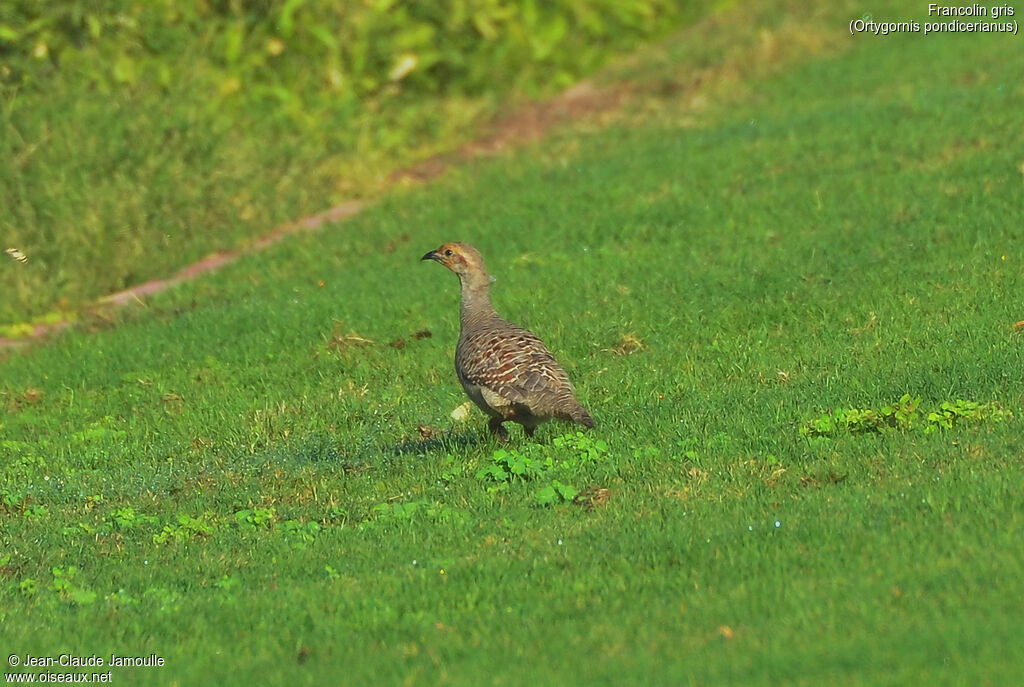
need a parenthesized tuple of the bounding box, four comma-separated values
(488, 418, 509, 444)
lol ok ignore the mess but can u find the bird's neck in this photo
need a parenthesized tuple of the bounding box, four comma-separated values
(459, 274, 498, 329)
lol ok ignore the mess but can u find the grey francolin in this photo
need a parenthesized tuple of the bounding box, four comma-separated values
(422, 242, 594, 440)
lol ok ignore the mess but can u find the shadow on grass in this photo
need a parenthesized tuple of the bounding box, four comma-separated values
(391, 430, 482, 458)
(261, 429, 486, 469)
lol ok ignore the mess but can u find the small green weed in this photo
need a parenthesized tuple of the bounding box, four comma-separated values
(438, 456, 465, 482)
(153, 513, 215, 545)
(1, 489, 28, 514)
(372, 499, 430, 520)
(801, 395, 1013, 439)
(24, 504, 48, 519)
(324, 505, 349, 525)
(475, 432, 612, 505)
(476, 448, 552, 485)
(18, 578, 37, 597)
(62, 521, 98, 536)
(282, 519, 321, 548)
(107, 506, 159, 531)
(70, 417, 128, 445)
(533, 480, 580, 506)
(369, 500, 468, 527)
(234, 507, 277, 531)
(552, 433, 611, 467)
(214, 575, 242, 593)
(50, 566, 97, 605)
(925, 400, 1015, 432)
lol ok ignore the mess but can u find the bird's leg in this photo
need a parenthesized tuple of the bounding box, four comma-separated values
(488, 417, 509, 443)
(523, 425, 536, 439)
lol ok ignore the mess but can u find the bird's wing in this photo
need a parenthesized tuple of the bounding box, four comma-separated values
(456, 325, 575, 407)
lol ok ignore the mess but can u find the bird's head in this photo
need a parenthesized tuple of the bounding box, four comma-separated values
(421, 242, 487, 280)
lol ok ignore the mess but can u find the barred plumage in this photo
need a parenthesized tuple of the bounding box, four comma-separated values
(423, 242, 594, 440)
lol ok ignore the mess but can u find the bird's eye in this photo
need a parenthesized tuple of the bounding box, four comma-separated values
(444, 249, 453, 256)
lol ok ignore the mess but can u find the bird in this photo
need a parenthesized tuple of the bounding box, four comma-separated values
(422, 242, 594, 441)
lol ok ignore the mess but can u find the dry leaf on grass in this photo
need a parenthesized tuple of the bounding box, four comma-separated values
(573, 486, 611, 509)
(606, 333, 644, 355)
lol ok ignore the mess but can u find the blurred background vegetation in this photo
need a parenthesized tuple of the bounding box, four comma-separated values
(0, 0, 714, 328)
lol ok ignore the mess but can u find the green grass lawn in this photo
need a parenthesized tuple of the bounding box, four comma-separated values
(2, 2, 1023, 685)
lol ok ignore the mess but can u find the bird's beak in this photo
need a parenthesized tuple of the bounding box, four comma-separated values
(421, 250, 440, 262)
